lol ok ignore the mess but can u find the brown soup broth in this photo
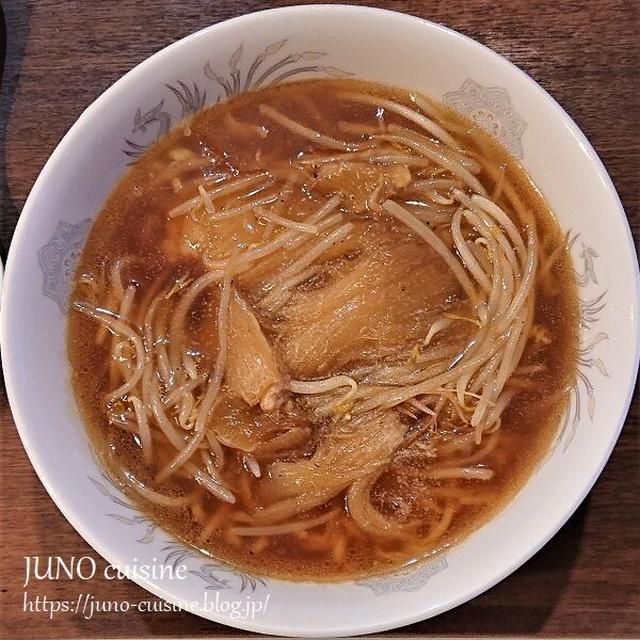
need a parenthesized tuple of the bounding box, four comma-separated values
(67, 79, 578, 580)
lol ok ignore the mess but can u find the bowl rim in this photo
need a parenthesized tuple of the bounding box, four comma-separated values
(2, 4, 639, 637)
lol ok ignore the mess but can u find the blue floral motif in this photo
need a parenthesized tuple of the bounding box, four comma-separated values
(159, 542, 269, 593)
(89, 475, 158, 544)
(358, 556, 447, 596)
(189, 560, 268, 593)
(123, 101, 172, 159)
(204, 39, 350, 98)
(444, 80, 527, 158)
(38, 218, 92, 311)
(555, 233, 609, 450)
(166, 81, 207, 118)
(123, 39, 351, 160)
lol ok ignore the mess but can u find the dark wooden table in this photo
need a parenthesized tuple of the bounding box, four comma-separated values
(0, 1, 638, 638)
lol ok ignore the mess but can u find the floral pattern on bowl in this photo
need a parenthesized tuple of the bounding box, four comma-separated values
(556, 234, 609, 450)
(37, 218, 92, 311)
(123, 40, 351, 160)
(357, 556, 448, 595)
(444, 79, 527, 158)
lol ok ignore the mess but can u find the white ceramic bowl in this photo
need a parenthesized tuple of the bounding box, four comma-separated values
(2, 5, 639, 637)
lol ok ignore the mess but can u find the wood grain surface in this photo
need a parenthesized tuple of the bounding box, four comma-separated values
(0, 1, 638, 638)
